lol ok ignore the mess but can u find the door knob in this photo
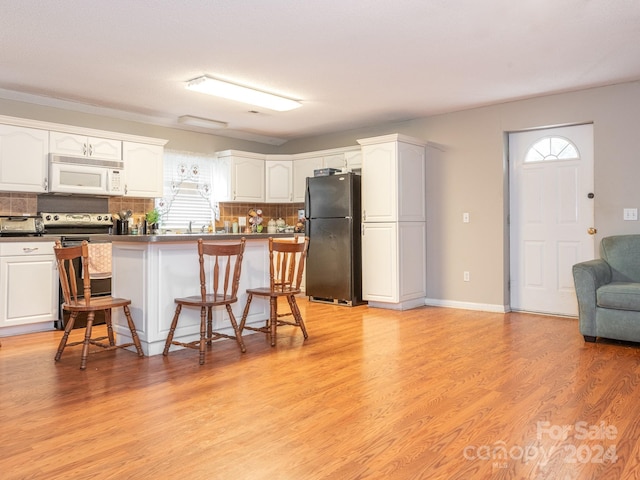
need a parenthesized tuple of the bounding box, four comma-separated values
(588, 227, 597, 235)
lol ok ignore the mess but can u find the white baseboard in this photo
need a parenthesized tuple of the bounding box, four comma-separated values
(424, 298, 510, 313)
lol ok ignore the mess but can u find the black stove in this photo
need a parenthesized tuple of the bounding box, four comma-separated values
(40, 212, 113, 330)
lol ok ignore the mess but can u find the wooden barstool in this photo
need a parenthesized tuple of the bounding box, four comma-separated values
(164, 238, 247, 365)
(240, 237, 309, 346)
(53, 240, 144, 370)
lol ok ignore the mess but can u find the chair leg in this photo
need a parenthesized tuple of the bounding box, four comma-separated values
(239, 293, 253, 333)
(55, 311, 77, 362)
(80, 312, 95, 370)
(163, 304, 182, 356)
(226, 305, 247, 353)
(123, 304, 144, 357)
(199, 306, 207, 365)
(287, 295, 308, 340)
(105, 308, 115, 346)
(206, 306, 213, 346)
(270, 296, 278, 347)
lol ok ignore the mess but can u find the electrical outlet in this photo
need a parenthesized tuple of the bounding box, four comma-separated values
(623, 208, 638, 221)
(463, 212, 470, 223)
(464, 271, 470, 282)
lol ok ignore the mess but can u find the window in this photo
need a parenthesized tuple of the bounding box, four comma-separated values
(156, 150, 220, 231)
(524, 136, 579, 163)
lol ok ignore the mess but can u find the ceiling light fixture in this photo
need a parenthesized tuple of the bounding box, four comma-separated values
(178, 115, 228, 130)
(186, 76, 302, 112)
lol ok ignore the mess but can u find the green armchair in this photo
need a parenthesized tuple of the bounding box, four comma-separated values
(573, 235, 640, 343)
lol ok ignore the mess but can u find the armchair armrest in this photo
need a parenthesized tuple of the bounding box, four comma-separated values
(572, 259, 612, 336)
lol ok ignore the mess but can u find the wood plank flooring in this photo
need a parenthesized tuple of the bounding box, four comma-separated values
(2, 300, 640, 479)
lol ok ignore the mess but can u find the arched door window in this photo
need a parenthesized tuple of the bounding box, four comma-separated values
(524, 136, 579, 163)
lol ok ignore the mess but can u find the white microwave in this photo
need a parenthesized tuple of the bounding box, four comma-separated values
(49, 154, 124, 195)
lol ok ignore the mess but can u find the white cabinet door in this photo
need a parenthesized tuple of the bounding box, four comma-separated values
(293, 156, 323, 203)
(265, 160, 293, 202)
(362, 222, 398, 303)
(323, 153, 346, 170)
(0, 242, 58, 327)
(50, 131, 121, 160)
(0, 124, 49, 193)
(232, 156, 264, 202)
(345, 150, 362, 171)
(123, 142, 164, 197)
(361, 137, 426, 222)
(361, 142, 398, 222)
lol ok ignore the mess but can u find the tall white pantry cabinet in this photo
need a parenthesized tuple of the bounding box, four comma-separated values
(358, 134, 427, 310)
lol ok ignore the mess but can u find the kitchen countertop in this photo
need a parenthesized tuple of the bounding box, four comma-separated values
(0, 232, 302, 243)
(110, 232, 300, 242)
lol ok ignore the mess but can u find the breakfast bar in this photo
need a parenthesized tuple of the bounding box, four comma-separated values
(109, 233, 296, 356)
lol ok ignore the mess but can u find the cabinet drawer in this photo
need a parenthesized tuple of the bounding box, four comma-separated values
(0, 242, 56, 256)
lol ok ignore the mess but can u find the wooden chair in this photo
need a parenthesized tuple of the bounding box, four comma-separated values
(53, 240, 144, 370)
(163, 238, 247, 365)
(240, 236, 309, 346)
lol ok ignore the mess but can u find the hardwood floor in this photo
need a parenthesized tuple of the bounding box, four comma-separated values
(2, 300, 640, 479)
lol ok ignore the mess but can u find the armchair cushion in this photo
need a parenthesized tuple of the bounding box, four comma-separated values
(597, 282, 640, 311)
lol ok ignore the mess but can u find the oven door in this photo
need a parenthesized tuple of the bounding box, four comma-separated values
(56, 237, 112, 330)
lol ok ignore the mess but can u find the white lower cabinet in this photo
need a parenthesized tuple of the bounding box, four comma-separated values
(0, 242, 58, 331)
(362, 222, 426, 309)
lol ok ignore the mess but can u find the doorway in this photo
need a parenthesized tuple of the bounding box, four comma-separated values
(509, 124, 594, 316)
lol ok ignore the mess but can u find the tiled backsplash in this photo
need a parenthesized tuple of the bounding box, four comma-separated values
(218, 202, 305, 230)
(0, 193, 38, 215)
(0, 192, 304, 230)
(0, 192, 154, 217)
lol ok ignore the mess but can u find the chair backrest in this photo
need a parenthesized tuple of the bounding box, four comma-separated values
(54, 240, 92, 306)
(601, 235, 640, 282)
(269, 236, 309, 292)
(198, 237, 246, 302)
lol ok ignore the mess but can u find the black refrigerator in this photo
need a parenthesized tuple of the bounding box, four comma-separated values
(305, 172, 364, 306)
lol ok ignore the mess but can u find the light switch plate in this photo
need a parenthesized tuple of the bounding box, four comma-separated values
(623, 208, 638, 221)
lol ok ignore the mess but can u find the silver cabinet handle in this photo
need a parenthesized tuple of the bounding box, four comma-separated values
(23, 247, 39, 253)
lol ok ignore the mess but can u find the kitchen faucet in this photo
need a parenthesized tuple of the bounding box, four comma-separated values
(187, 221, 192, 234)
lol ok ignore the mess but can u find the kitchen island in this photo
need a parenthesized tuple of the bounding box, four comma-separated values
(110, 232, 298, 356)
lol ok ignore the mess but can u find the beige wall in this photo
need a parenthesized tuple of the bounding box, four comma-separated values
(3, 81, 640, 310)
(283, 81, 640, 310)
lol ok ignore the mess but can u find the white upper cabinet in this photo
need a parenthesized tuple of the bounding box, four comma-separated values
(0, 124, 49, 193)
(122, 142, 164, 198)
(50, 131, 122, 160)
(265, 159, 293, 202)
(359, 134, 426, 223)
(216, 150, 265, 202)
(322, 153, 346, 170)
(292, 156, 323, 203)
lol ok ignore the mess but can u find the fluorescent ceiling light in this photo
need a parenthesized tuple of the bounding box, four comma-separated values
(186, 76, 302, 112)
(178, 115, 227, 129)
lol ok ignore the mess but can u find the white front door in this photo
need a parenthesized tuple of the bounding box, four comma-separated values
(509, 124, 595, 316)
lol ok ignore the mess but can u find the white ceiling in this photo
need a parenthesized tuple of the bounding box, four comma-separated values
(2, 0, 640, 145)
